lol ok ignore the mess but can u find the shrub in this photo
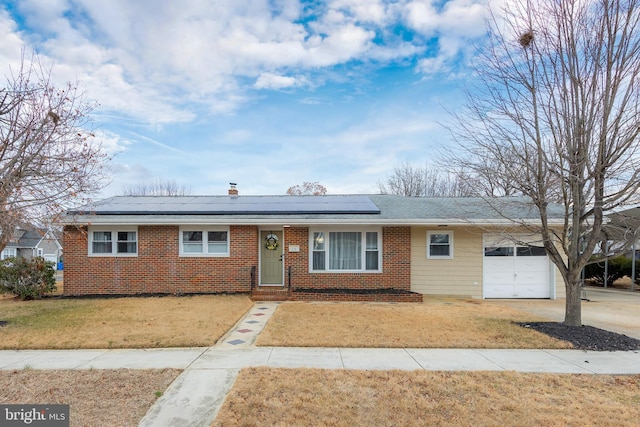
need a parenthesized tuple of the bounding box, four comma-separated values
(0, 257, 56, 300)
(584, 256, 633, 287)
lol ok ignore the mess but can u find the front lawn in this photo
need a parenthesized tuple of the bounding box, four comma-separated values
(256, 298, 572, 348)
(0, 294, 252, 349)
(1, 295, 571, 349)
(214, 368, 640, 426)
(0, 369, 180, 426)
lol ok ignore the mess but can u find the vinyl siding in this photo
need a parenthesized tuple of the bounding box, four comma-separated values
(411, 227, 484, 298)
(411, 226, 566, 299)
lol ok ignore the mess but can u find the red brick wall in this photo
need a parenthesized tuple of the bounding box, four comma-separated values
(63, 225, 258, 295)
(63, 224, 411, 296)
(283, 226, 411, 291)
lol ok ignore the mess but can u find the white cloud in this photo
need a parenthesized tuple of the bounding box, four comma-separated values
(330, 0, 388, 24)
(93, 129, 130, 156)
(1, 0, 483, 153)
(13, 0, 70, 35)
(300, 97, 324, 105)
(103, 162, 155, 196)
(255, 73, 299, 90)
(4, 0, 454, 125)
(405, 1, 440, 34)
(306, 24, 376, 66)
(0, 11, 26, 66)
(126, 131, 184, 153)
(405, 0, 488, 37)
(417, 55, 450, 74)
(404, 0, 489, 75)
(438, 0, 488, 38)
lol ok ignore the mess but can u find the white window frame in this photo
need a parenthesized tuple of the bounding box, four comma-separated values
(179, 226, 230, 257)
(88, 226, 138, 257)
(427, 230, 454, 259)
(309, 227, 382, 273)
(1, 248, 16, 260)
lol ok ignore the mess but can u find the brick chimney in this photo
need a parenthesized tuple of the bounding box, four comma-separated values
(228, 182, 239, 198)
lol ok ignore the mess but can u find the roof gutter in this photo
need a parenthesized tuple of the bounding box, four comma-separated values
(58, 215, 564, 227)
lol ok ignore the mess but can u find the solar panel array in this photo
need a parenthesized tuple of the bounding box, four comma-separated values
(71, 195, 381, 215)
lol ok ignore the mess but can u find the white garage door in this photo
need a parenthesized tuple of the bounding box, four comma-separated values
(43, 254, 58, 269)
(483, 235, 551, 298)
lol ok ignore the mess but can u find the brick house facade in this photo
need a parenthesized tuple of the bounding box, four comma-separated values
(63, 224, 411, 297)
(60, 192, 565, 301)
(63, 225, 258, 295)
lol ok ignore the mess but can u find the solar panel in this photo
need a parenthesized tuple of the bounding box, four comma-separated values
(71, 195, 381, 215)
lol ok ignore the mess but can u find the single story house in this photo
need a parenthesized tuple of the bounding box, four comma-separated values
(59, 187, 566, 301)
(1, 224, 63, 268)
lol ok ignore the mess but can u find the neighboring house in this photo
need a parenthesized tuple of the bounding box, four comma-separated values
(1, 224, 63, 268)
(59, 186, 566, 301)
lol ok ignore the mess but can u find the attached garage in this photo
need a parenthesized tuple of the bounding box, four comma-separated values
(483, 234, 554, 299)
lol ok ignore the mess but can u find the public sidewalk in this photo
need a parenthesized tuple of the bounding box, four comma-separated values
(1, 301, 639, 427)
(2, 346, 639, 374)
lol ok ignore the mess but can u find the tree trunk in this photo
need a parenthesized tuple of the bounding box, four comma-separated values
(0, 212, 15, 253)
(564, 279, 582, 326)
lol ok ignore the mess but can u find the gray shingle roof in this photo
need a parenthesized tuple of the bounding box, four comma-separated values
(61, 194, 564, 226)
(5, 227, 44, 249)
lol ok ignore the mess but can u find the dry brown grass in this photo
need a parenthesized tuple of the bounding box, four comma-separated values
(0, 368, 180, 426)
(0, 294, 252, 349)
(256, 298, 572, 348)
(214, 368, 640, 427)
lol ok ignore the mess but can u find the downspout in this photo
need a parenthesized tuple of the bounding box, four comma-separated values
(632, 243, 636, 292)
(604, 241, 609, 288)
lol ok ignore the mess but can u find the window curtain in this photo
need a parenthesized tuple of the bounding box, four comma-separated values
(117, 231, 137, 253)
(329, 232, 361, 270)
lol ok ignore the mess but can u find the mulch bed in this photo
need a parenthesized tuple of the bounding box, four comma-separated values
(519, 322, 640, 351)
(292, 288, 418, 295)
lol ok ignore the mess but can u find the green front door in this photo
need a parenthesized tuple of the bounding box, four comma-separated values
(260, 230, 283, 285)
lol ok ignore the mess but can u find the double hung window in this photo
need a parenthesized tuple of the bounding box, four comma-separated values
(427, 231, 453, 259)
(180, 227, 229, 256)
(89, 227, 137, 256)
(1, 248, 16, 260)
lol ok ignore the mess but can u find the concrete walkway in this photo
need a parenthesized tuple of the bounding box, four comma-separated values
(1, 300, 639, 426)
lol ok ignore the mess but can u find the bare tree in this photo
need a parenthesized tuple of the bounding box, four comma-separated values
(378, 163, 427, 197)
(0, 54, 108, 252)
(447, 0, 640, 326)
(287, 181, 327, 195)
(454, 158, 522, 197)
(121, 179, 191, 196)
(378, 162, 476, 197)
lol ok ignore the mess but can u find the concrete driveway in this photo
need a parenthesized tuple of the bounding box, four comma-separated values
(488, 286, 640, 340)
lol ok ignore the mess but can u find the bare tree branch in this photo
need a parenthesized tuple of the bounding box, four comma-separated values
(287, 182, 327, 196)
(121, 179, 191, 196)
(445, 0, 640, 326)
(0, 52, 109, 251)
(377, 162, 479, 197)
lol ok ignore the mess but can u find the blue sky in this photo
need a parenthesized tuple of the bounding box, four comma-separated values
(1, 0, 491, 196)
